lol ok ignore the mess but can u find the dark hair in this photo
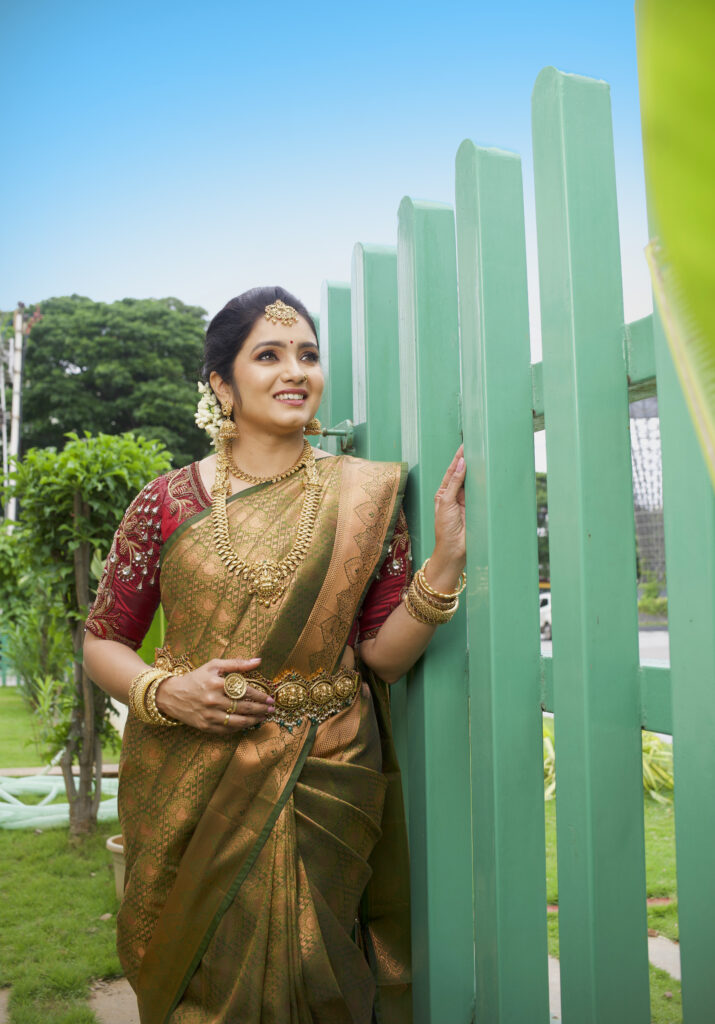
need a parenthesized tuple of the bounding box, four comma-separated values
(203, 285, 318, 385)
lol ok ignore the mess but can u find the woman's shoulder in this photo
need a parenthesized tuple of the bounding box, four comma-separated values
(320, 452, 407, 473)
(339, 454, 409, 481)
(125, 462, 210, 519)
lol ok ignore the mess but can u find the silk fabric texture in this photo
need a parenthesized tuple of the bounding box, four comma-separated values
(116, 455, 412, 1023)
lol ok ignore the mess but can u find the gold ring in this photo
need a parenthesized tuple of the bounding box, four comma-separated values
(229, 699, 238, 714)
(223, 672, 249, 700)
(223, 710, 231, 727)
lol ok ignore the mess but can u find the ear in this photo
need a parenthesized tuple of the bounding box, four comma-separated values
(209, 370, 231, 406)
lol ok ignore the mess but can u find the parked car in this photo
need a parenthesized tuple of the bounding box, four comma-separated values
(540, 592, 552, 640)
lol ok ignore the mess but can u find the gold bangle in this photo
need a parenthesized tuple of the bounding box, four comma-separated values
(128, 669, 161, 722)
(145, 675, 180, 727)
(129, 668, 168, 725)
(403, 583, 457, 625)
(418, 560, 467, 600)
(412, 571, 459, 609)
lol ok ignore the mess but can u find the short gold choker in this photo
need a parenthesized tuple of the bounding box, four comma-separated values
(227, 440, 312, 486)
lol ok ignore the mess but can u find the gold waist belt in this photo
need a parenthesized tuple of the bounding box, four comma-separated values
(154, 648, 361, 731)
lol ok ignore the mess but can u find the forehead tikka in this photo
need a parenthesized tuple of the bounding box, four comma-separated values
(264, 299, 299, 327)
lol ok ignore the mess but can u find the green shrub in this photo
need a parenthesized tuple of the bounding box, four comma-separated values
(3, 594, 74, 708)
(543, 719, 673, 802)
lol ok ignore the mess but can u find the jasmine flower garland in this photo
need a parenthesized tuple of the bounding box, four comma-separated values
(195, 381, 223, 445)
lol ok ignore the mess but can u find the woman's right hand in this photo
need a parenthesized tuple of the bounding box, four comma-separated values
(155, 657, 275, 735)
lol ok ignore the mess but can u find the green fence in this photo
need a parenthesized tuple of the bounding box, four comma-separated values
(311, 67, 715, 1023)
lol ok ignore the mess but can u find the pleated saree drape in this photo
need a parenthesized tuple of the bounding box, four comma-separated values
(116, 455, 412, 1024)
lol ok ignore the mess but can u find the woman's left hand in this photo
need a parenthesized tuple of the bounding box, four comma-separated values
(432, 444, 467, 572)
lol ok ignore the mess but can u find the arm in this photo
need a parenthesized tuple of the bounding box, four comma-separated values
(83, 631, 271, 734)
(83, 475, 273, 735)
(360, 447, 466, 683)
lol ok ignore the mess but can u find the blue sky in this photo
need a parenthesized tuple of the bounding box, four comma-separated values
(2, 0, 651, 357)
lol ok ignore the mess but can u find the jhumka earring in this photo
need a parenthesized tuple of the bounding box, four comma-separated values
(219, 399, 239, 442)
(304, 418, 322, 436)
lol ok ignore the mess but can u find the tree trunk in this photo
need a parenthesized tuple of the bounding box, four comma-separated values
(66, 491, 99, 838)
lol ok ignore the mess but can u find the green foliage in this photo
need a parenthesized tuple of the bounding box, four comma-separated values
(0, 520, 26, 622)
(637, 0, 715, 490)
(638, 570, 668, 617)
(20, 294, 210, 467)
(30, 674, 121, 764)
(3, 599, 74, 707)
(8, 431, 171, 593)
(3, 432, 170, 828)
(535, 471, 549, 581)
(642, 730, 675, 804)
(542, 718, 673, 802)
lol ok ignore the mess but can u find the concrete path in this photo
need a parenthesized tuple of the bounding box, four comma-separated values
(547, 935, 681, 1021)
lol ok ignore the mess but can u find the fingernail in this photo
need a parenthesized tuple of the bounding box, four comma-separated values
(457, 457, 465, 472)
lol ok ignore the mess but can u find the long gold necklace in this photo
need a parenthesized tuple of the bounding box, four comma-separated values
(211, 440, 323, 606)
(227, 439, 312, 485)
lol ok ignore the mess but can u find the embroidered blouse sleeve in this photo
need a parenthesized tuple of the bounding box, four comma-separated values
(346, 507, 412, 646)
(84, 476, 167, 650)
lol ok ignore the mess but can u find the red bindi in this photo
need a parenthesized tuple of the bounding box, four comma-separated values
(289, 339, 294, 344)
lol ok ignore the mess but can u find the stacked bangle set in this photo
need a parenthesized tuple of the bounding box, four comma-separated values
(128, 668, 179, 727)
(403, 559, 466, 625)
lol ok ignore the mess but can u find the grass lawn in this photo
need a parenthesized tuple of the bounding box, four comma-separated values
(546, 797, 681, 1024)
(0, 689, 120, 771)
(0, 821, 121, 1024)
(0, 690, 46, 768)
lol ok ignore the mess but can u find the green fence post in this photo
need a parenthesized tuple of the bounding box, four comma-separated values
(351, 242, 410, 819)
(651, 310, 715, 1018)
(318, 281, 352, 454)
(397, 197, 473, 1023)
(532, 67, 650, 1022)
(455, 141, 550, 1023)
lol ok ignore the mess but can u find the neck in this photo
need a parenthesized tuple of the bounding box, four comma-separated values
(229, 427, 306, 478)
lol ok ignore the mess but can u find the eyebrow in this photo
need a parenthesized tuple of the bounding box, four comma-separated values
(250, 339, 319, 353)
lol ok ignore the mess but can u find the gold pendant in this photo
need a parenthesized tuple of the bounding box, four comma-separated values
(244, 560, 289, 606)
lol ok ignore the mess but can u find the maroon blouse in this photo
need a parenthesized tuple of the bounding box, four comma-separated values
(85, 462, 411, 653)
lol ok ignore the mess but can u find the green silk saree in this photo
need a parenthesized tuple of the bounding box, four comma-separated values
(116, 455, 412, 1023)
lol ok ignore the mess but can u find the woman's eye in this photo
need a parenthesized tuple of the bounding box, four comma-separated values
(258, 351, 277, 361)
(302, 351, 320, 363)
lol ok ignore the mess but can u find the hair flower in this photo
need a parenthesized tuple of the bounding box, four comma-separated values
(195, 381, 222, 445)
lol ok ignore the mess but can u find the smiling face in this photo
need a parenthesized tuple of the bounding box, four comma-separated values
(210, 313, 324, 437)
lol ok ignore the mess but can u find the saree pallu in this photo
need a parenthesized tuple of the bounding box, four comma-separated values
(116, 455, 412, 1024)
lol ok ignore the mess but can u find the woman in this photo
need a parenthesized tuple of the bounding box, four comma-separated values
(84, 286, 466, 1024)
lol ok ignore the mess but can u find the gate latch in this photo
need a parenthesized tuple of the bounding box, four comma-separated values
(319, 419, 355, 452)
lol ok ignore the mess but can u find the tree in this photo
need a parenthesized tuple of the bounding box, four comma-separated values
(6, 432, 172, 836)
(19, 295, 210, 467)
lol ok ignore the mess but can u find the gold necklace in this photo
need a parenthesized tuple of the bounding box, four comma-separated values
(227, 439, 312, 485)
(211, 440, 323, 606)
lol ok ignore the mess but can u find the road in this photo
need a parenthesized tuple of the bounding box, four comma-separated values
(541, 629, 669, 664)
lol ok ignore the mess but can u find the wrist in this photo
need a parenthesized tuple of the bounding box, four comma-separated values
(154, 675, 178, 716)
(423, 552, 466, 594)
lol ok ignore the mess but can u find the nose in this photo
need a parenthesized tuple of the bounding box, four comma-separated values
(281, 359, 308, 383)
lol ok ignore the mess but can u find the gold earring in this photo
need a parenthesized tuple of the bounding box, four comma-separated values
(219, 398, 239, 441)
(304, 417, 322, 436)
